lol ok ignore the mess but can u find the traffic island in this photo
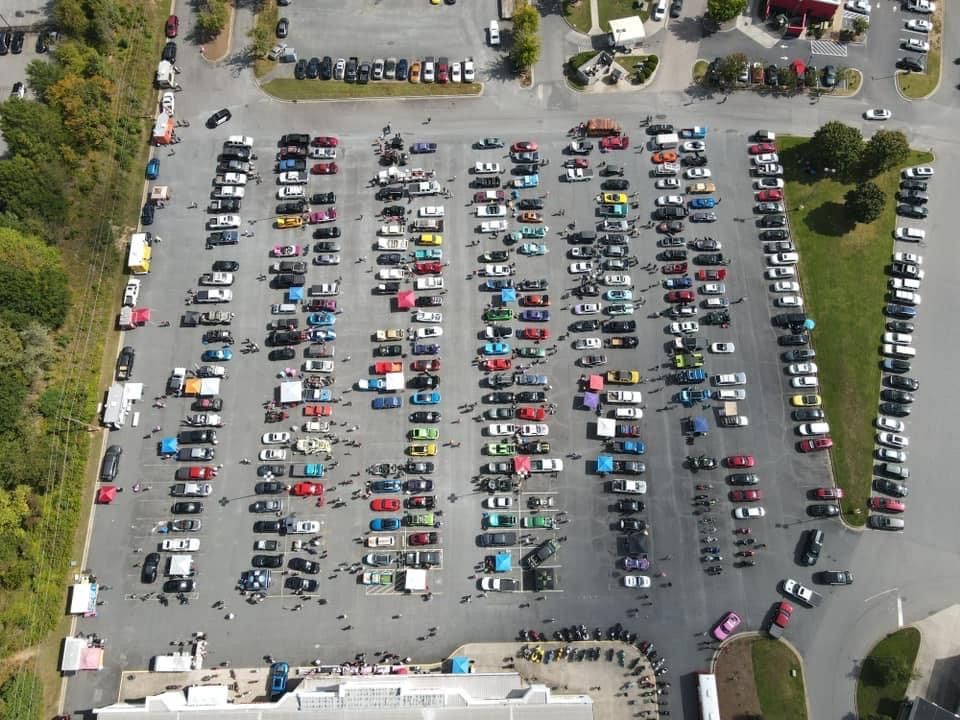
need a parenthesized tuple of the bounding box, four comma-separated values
(857, 627, 921, 719)
(262, 79, 483, 101)
(896, 4, 943, 99)
(715, 636, 808, 720)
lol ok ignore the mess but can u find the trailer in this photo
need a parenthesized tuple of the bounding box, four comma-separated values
(377, 237, 408, 251)
(127, 232, 152, 275)
(585, 118, 623, 137)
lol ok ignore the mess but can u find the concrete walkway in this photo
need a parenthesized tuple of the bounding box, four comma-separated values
(907, 605, 960, 711)
(588, 0, 601, 34)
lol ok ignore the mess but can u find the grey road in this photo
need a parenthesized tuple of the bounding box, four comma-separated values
(60, 1, 960, 719)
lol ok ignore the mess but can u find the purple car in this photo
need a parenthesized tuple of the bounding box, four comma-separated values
(413, 343, 440, 355)
(624, 556, 650, 571)
(519, 309, 550, 322)
(664, 277, 693, 289)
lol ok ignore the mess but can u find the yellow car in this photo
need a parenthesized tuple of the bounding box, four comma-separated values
(790, 394, 822, 408)
(408, 443, 437, 457)
(601, 192, 629, 205)
(276, 215, 304, 229)
(606, 370, 640, 385)
(417, 233, 442, 246)
(687, 182, 716, 194)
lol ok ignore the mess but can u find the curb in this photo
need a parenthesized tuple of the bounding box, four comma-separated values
(255, 82, 486, 104)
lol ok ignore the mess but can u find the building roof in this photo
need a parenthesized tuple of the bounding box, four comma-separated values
(608, 16, 645, 40)
(905, 698, 960, 720)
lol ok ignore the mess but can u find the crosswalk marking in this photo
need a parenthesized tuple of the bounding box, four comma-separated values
(810, 40, 849, 57)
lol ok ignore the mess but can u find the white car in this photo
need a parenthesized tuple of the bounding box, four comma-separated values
(261, 431, 291, 444)
(415, 326, 443, 339)
(893, 251, 923, 265)
(684, 168, 712, 179)
(485, 264, 512, 277)
(894, 227, 925, 243)
(614, 407, 643, 419)
(902, 166, 934, 179)
(877, 431, 909, 449)
(704, 297, 729, 309)
(278, 171, 306, 185)
(603, 219, 632, 231)
(905, 18, 933, 32)
(208, 214, 241, 229)
(752, 153, 780, 165)
(734, 507, 766, 519)
(414, 311, 443, 323)
(463, 58, 476, 82)
(876, 416, 905, 433)
(569, 262, 594, 274)
(669, 320, 699, 335)
(378, 268, 405, 280)
(575, 337, 602, 350)
(483, 495, 513, 509)
(845, 0, 871, 13)
(603, 274, 631, 286)
(765, 266, 796, 279)
(790, 376, 818, 388)
(520, 423, 550, 437)
(702, 283, 725, 295)
(474, 162, 503, 175)
(864, 108, 892, 121)
(277, 185, 305, 200)
(775, 295, 804, 308)
(309, 146, 336, 159)
(258, 448, 288, 461)
(451, 62, 462, 83)
(681, 141, 705, 152)
(883, 332, 912, 345)
(607, 390, 642, 404)
(878, 447, 908, 463)
(303, 359, 335, 373)
(768, 252, 799, 266)
(788, 362, 818, 375)
(624, 575, 652, 588)
(710, 342, 735, 354)
(419, 206, 445, 217)
(573, 303, 601, 315)
(772, 280, 800, 293)
(655, 178, 680, 189)
(487, 423, 518, 436)
(161, 538, 200, 551)
(656, 195, 685, 207)
(902, 38, 929, 52)
(476, 204, 507, 217)
(754, 178, 785, 190)
(906, 0, 935, 13)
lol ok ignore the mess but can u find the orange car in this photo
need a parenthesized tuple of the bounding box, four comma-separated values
(651, 151, 678, 164)
(409, 61, 422, 83)
(518, 211, 544, 223)
(374, 361, 403, 374)
(304, 405, 333, 416)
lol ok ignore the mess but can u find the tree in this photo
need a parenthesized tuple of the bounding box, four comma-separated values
(716, 53, 747, 87)
(0, 228, 71, 328)
(707, 0, 748, 22)
(0, 98, 70, 164)
(511, 32, 541, 71)
(24, 59, 64, 103)
(196, 0, 230, 40)
(512, 4, 540, 34)
(870, 656, 916, 687)
(861, 129, 910, 177)
(844, 181, 885, 224)
(852, 16, 869, 35)
(247, 21, 271, 59)
(810, 121, 864, 177)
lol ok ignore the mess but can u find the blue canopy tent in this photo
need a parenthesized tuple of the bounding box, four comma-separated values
(450, 656, 471, 674)
(500, 288, 517, 304)
(288, 286, 304, 302)
(159, 437, 178, 457)
(690, 416, 709, 436)
(494, 552, 512, 573)
(582, 391, 600, 410)
(596, 454, 613, 475)
(803, 318, 816, 330)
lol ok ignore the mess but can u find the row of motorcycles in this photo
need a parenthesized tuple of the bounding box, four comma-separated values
(696, 484, 764, 569)
(515, 627, 670, 678)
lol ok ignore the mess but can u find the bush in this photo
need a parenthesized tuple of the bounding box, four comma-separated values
(707, 0, 747, 21)
(0, 229, 71, 329)
(0, 670, 44, 720)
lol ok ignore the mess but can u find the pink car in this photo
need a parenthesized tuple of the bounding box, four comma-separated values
(271, 244, 301, 257)
(712, 611, 742, 641)
(308, 208, 337, 224)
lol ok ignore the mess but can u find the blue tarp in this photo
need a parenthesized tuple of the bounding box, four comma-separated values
(494, 552, 511, 572)
(288, 287, 304, 302)
(500, 288, 517, 303)
(451, 656, 470, 674)
(691, 416, 709, 434)
(596, 455, 613, 474)
(160, 437, 178, 455)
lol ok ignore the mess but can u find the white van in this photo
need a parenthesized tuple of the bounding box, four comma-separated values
(489, 20, 501, 46)
(890, 289, 921, 305)
(798, 422, 830, 436)
(271, 303, 296, 315)
(894, 227, 925, 243)
(882, 344, 916, 359)
(654, 132, 679, 149)
(713, 372, 747, 386)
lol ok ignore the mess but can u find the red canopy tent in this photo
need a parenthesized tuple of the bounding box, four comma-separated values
(790, 59, 806, 76)
(396, 290, 415, 310)
(96, 486, 118, 504)
(587, 374, 604, 391)
(512, 456, 531, 476)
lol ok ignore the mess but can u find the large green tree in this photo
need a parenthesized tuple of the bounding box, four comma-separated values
(810, 121, 864, 177)
(844, 181, 885, 224)
(861, 129, 910, 177)
(707, 0, 748, 21)
(0, 98, 70, 163)
(0, 228, 71, 328)
(716, 53, 747, 87)
(510, 4, 542, 71)
(196, 0, 229, 40)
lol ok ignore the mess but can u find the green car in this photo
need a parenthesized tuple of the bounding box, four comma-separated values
(484, 308, 514, 322)
(515, 347, 546, 358)
(598, 203, 629, 218)
(674, 353, 704, 368)
(519, 243, 548, 256)
(483, 512, 518, 528)
(410, 427, 440, 441)
(362, 571, 394, 585)
(522, 515, 556, 529)
(406, 512, 435, 527)
(486, 442, 516, 456)
(414, 248, 442, 260)
(520, 226, 548, 239)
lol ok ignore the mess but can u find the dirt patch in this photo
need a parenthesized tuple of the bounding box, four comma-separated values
(203, 3, 235, 63)
(716, 637, 762, 719)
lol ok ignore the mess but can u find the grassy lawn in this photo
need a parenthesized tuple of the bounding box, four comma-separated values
(263, 79, 482, 101)
(693, 59, 708, 83)
(752, 639, 808, 720)
(615, 54, 651, 76)
(253, 0, 280, 79)
(598, 0, 646, 30)
(779, 137, 933, 523)
(564, 0, 593, 32)
(857, 628, 921, 719)
(897, 50, 940, 98)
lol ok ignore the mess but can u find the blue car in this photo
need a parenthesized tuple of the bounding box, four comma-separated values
(605, 289, 632, 301)
(483, 342, 510, 356)
(515, 174, 539, 188)
(689, 197, 716, 209)
(302, 463, 325, 477)
(269, 662, 289, 698)
(519, 310, 549, 322)
(306, 328, 336, 341)
(372, 396, 403, 409)
(371, 479, 402, 493)
(370, 518, 402, 531)
(307, 312, 336, 327)
(201, 348, 233, 362)
(613, 440, 646, 455)
(411, 391, 441, 405)
(146, 158, 160, 180)
(484, 278, 514, 290)
(277, 159, 302, 171)
(664, 277, 693, 289)
(413, 343, 440, 355)
(410, 142, 437, 154)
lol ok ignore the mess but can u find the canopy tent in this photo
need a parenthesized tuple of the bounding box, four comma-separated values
(588, 374, 604, 391)
(627, 534, 648, 555)
(596, 417, 616, 438)
(396, 290, 416, 310)
(690, 416, 709, 435)
(583, 391, 600, 410)
(69, 582, 99, 616)
(96, 486, 117, 504)
(533, 567, 556, 591)
(60, 637, 104, 673)
(512, 455, 531, 476)
(450, 656, 471, 674)
(279, 380, 303, 405)
(131, 307, 151, 326)
(494, 552, 512, 572)
(384, 372, 405, 391)
(500, 288, 517, 303)
(403, 568, 428, 592)
(790, 59, 806, 76)
(803, 318, 816, 330)
(160, 437, 178, 456)
(596, 455, 613, 474)
(288, 286, 304, 302)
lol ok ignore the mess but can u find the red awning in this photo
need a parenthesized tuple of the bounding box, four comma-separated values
(588, 374, 604, 391)
(396, 290, 415, 309)
(97, 486, 118, 504)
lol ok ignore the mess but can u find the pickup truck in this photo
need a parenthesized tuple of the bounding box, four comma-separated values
(479, 220, 508, 233)
(768, 601, 793, 639)
(378, 224, 405, 236)
(674, 368, 706, 384)
(612, 478, 647, 494)
(358, 378, 386, 391)
(409, 180, 442, 196)
(199, 272, 234, 286)
(403, 551, 441, 567)
(782, 578, 823, 607)
(194, 289, 233, 303)
(531, 458, 563, 473)
(167, 367, 187, 396)
(680, 126, 708, 139)
(116, 346, 134, 380)
(375, 329, 405, 342)
(212, 185, 245, 199)
(123, 278, 141, 307)
(200, 310, 234, 325)
(284, 518, 321, 534)
(213, 172, 247, 186)
(377, 237, 408, 251)
(278, 171, 308, 185)
(565, 168, 593, 182)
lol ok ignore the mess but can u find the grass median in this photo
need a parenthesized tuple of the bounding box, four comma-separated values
(563, 0, 593, 33)
(263, 78, 482, 101)
(857, 628, 920, 719)
(897, 50, 940, 99)
(752, 638, 808, 720)
(779, 137, 933, 522)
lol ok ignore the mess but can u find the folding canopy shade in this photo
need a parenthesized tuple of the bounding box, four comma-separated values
(396, 290, 416, 309)
(596, 417, 615, 438)
(160, 437, 178, 456)
(96, 486, 117, 504)
(512, 455, 531, 475)
(790, 59, 806, 76)
(588, 374, 604, 391)
(287, 286, 304, 302)
(494, 552, 512, 572)
(596, 455, 613, 474)
(450, 656, 471, 674)
(691, 416, 709, 435)
(583, 391, 600, 410)
(500, 288, 517, 303)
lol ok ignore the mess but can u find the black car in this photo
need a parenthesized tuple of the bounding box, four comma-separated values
(473, 175, 501, 188)
(312, 192, 336, 204)
(253, 554, 284, 568)
(116, 346, 135, 380)
(603, 234, 630, 246)
(517, 391, 546, 403)
(35, 30, 50, 53)
(358, 62, 371, 83)
(162, 41, 177, 62)
(374, 344, 403, 357)
(406, 461, 435, 474)
(377, 186, 405, 201)
(879, 402, 911, 418)
(792, 408, 824, 422)
(885, 303, 918, 320)
(163, 578, 195, 593)
(212, 260, 240, 272)
(100, 445, 122, 481)
(760, 229, 789, 241)
(897, 56, 925, 73)
(287, 577, 319, 592)
(670, 0, 683, 17)
(410, 411, 441, 423)
(345, 57, 359, 81)
(764, 64, 779, 86)
(874, 477, 908, 498)
(141, 203, 155, 225)
(0, 31, 9, 55)
(613, 460, 645, 474)
(377, 253, 403, 266)
(881, 358, 911, 375)
(172, 502, 203, 514)
(275, 273, 305, 288)
(654, 206, 688, 220)
(269, 348, 296, 361)
(320, 56, 333, 80)
(571, 320, 600, 332)
(206, 231, 239, 248)
(485, 407, 512, 420)
(896, 204, 928, 219)
(778, 333, 809, 346)
(647, 123, 674, 135)
(404, 479, 434, 492)
(681, 154, 708, 167)
(896, 190, 928, 205)
(568, 247, 596, 259)
(484, 391, 515, 404)
(294, 59, 307, 80)
(605, 336, 639, 348)
(178, 429, 217, 445)
(253, 520, 282, 533)
(759, 214, 787, 227)
(602, 179, 630, 191)
(255, 481, 286, 494)
(574, 283, 599, 297)
(314, 226, 341, 239)
(899, 179, 926, 192)
(477, 532, 517, 547)
(276, 17, 289, 37)
(519, 198, 545, 210)
(289, 557, 320, 574)
(782, 349, 815, 362)
(881, 388, 914, 404)
(202, 329, 233, 344)
(885, 375, 919, 392)
(818, 570, 853, 585)
(728, 472, 758, 486)
(410, 375, 440, 389)
(210, 197, 241, 212)
(603, 320, 636, 333)
(10, 31, 24, 54)
(808, 504, 840, 518)
(314, 241, 340, 253)
(276, 200, 306, 215)
(821, 65, 837, 87)
(142, 553, 161, 584)
(616, 499, 644, 513)
(206, 108, 232, 128)
(801, 528, 824, 566)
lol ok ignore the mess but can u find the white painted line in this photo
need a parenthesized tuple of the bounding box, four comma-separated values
(897, 595, 904, 628)
(864, 586, 899, 603)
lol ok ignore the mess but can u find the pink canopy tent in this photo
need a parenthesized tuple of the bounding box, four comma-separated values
(396, 290, 415, 310)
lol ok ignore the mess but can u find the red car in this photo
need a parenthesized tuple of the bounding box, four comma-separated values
(520, 294, 549, 306)
(408, 532, 439, 545)
(474, 190, 506, 203)
(799, 437, 833, 452)
(651, 151, 678, 164)
(520, 328, 549, 340)
(749, 143, 777, 155)
(165, 14, 179, 37)
(371, 498, 401, 511)
(311, 162, 339, 175)
(870, 497, 905, 513)
(600, 135, 630, 150)
(304, 405, 333, 416)
(729, 489, 763, 502)
(414, 261, 443, 274)
(756, 189, 784, 202)
(412, 359, 440, 372)
(483, 358, 512, 371)
(662, 263, 688, 275)
(565, 158, 590, 169)
(312, 136, 339, 147)
(725, 455, 755, 468)
(511, 141, 538, 153)
(517, 407, 546, 421)
(305, 299, 336, 311)
(407, 495, 436, 508)
(176, 466, 217, 480)
(696, 268, 727, 281)
(666, 290, 695, 303)
(814, 487, 844, 500)
(291, 482, 324, 497)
